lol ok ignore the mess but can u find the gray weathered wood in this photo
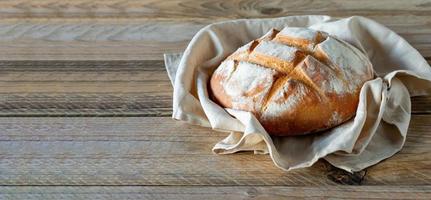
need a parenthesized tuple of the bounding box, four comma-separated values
(0, 60, 172, 116)
(0, 21, 429, 60)
(0, 186, 429, 199)
(0, 0, 429, 19)
(0, 116, 429, 186)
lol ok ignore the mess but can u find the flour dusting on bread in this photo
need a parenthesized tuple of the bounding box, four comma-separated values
(223, 61, 277, 112)
(314, 37, 371, 91)
(328, 111, 343, 126)
(261, 79, 308, 119)
(297, 56, 347, 94)
(214, 60, 236, 81)
(279, 27, 318, 41)
(253, 41, 299, 62)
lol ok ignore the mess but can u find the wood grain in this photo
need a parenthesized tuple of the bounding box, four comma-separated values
(0, 19, 430, 60)
(0, 60, 428, 116)
(0, 40, 188, 61)
(0, 60, 172, 116)
(0, 0, 429, 19)
(412, 96, 431, 114)
(0, 186, 429, 199)
(0, 116, 429, 186)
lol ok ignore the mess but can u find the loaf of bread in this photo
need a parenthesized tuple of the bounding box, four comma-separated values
(209, 27, 374, 136)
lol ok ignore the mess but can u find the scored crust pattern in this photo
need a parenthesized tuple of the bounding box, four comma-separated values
(210, 27, 374, 136)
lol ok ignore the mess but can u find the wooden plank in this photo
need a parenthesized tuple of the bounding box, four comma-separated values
(412, 96, 431, 114)
(0, 60, 428, 116)
(0, 0, 429, 19)
(0, 40, 188, 61)
(0, 61, 170, 92)
(0, 93, 172, 117)
(0, 20, 202, 60)
(0, 115, 429, 186)
(0, 60, 172, 116)
(0, 19, 429, 60)
(0, 186, 429, 199)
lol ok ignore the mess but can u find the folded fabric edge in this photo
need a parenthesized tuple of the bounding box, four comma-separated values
(163, 53, 183, 87)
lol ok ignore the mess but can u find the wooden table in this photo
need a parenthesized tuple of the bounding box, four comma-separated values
(0, 0, 430, 199)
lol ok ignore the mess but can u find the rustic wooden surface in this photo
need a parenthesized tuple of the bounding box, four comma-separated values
(0, 0, 430, 199)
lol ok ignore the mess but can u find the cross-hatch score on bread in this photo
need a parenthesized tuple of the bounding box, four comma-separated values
(210, 27, 374, 136)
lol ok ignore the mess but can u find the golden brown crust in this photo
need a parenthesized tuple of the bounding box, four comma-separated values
(260, 79, 332, 135)
(209, 27, 374, 136)
(273, 35, 313, 52)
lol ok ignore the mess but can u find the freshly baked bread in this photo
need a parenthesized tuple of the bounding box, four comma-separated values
(210, 27, 374, 136)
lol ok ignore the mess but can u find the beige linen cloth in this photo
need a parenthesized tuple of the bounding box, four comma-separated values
(163, 15, 431, 172)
